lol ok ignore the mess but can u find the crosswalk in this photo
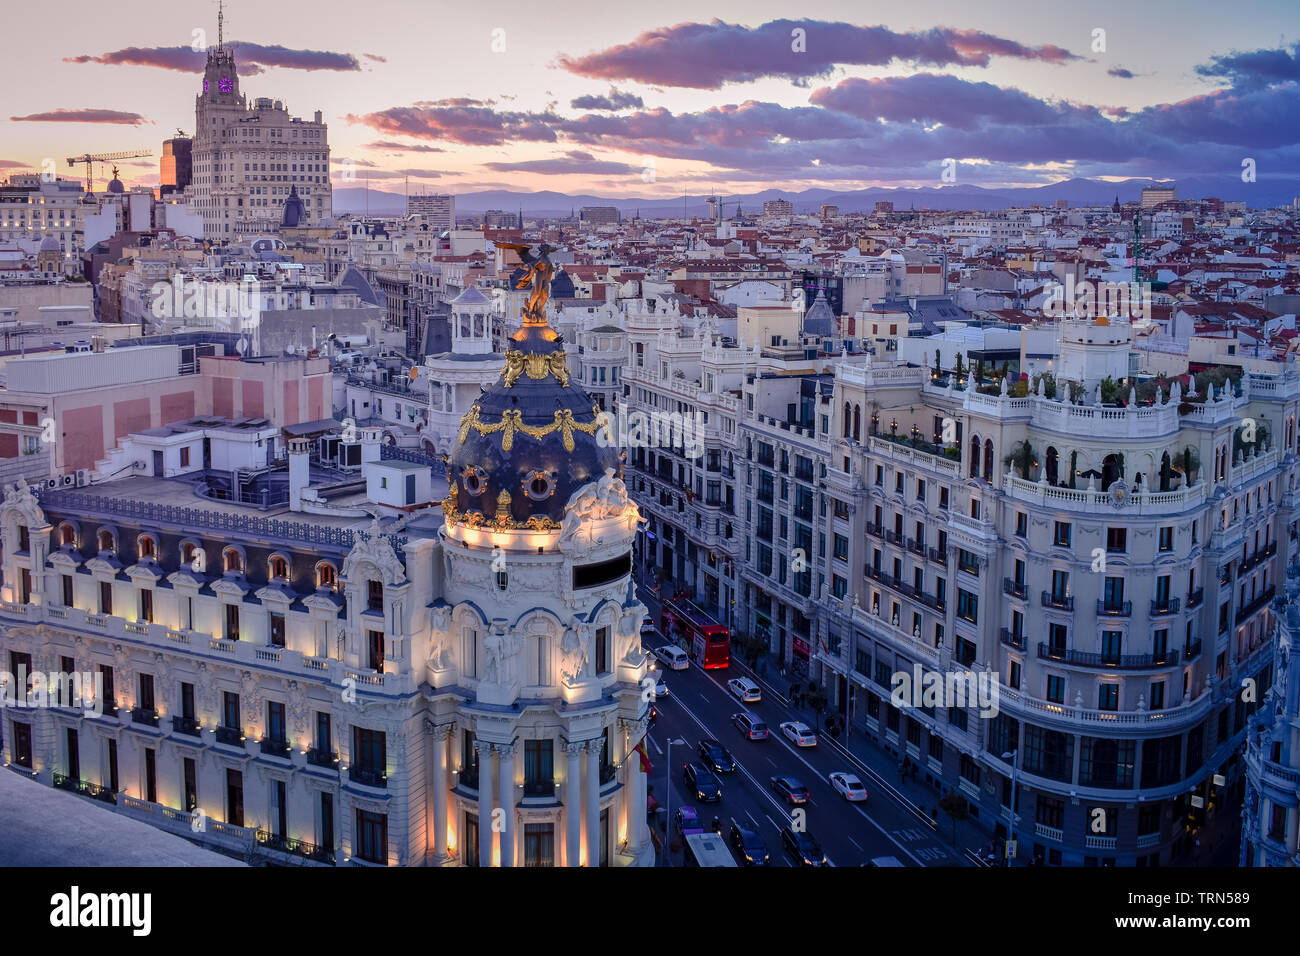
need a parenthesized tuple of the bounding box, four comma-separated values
(890, 827, 950, 863)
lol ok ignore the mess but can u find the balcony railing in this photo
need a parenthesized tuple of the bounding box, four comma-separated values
(523, 779, 556, 798)
(306, 748, 338, 768)
(1038, 642, 1179, 670)
(1237, 586, 1277, 624)
(130, 707, 160, 727)
(599, 763, 617, 785)
(1041, 591, 1073, 611)
(884, 530, 904, 546)
(1186, 588, 1204, 609)
(1096, 600, 1133, 617)
(171, 715, 201, 738)
(458, 765, 479, 790)
(927, 547, 947, 566)
(1000, 628, 1027, 651)
(1003, 578, 1028, 600)
(214, 725, 244, 747)
(348, 766, 388, 789)
(260, 737, 292, 759)
(256, 829, 335, 865)
(1184, 638, 1203, 660)
(906, 538, 925, 556)
(1150, 597, 1181, 617)
(1240, 541, 1278, 573)
(51, 772, 117, 804)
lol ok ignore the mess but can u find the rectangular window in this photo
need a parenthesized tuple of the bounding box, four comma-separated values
(138, 673, 155, 712)
(138, 588, 153, 623)
(1015, 512, 1027, 537)
(1046, 675, 1065, 704)
(12, 721, 32, 768)
(524, 740, 554, 795)
(368, 630, 384, 672)
(1158, 527, 1173, 552)
(270, 613, 286, 647)
(1098, 684, 1119, 711)
(1106, 527, 1127, 553)
(524, 823, 555, 867)
(181, 682, 195, 721)
(596, 626, 609, 674)
(1053, 522, 1071, 547)
(61, 574, 73, 607)
(320, 792, 335, 851)
(99, 580, 113, 615)
(226, 769, 244, 827)
(144, 748, 157, 803)
(222, 691, 240, 730)
(367, 579, 384, 612)
(183, 757, 197, 812)
(355, 810, 388, 865)
(267, 700, 286, 743)
(224, 604, 240, 641)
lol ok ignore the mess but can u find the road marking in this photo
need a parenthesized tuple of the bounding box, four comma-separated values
(848, 836, 863, 851)
(648, 736, 663, 756)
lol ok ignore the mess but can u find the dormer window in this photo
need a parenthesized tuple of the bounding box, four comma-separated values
(223, 548, 244, 574)
(59, 524, 77, 548)
(138, 535, 157, 560)
(270, 555, 289, 581)
(317, 562, 337, 590)
(97, 529, 115, 554)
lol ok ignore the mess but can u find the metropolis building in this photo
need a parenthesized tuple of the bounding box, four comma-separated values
(186, 18, 333, 237)
(0, 253, 653, 866)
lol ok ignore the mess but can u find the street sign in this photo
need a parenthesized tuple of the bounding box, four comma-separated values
(1006, 840, 1017, 859)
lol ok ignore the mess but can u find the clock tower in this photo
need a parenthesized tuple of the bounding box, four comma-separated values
(183, 1, 332, 240)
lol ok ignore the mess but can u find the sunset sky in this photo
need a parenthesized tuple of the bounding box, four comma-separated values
(3, 0, 1297, 197)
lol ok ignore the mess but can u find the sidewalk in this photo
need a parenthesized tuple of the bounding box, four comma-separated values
(733, 649, 1004, 866)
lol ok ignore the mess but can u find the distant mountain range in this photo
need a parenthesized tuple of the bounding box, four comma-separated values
(334, 176, 1299, 219)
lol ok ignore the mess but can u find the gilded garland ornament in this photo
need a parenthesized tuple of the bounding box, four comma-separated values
(457, 403, 612, 452)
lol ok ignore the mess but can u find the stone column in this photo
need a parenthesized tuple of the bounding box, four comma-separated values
(474, 740, 494, 867)
(584, 738, 601, 867)
(627, 762, 645, 853)
(498, 742, 516, 867)
(564, 741, 582, 867)
(431, 723, 451, 862)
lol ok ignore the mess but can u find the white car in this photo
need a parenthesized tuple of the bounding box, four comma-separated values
(727, 677, 762, 703)
(654, 645, 690, 671)
(829, 771, 868, 802)
(641, 617, 657, 636)
(654, 674, 669, 698)
(780, 721, 818, 747)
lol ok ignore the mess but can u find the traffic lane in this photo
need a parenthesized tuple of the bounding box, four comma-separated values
(644, 690, 798, 866)
(646, 644, 957, 866)
(647, 662, 909, 867)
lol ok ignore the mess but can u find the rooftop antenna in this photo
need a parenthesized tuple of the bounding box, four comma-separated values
(217, 0, 224, 49)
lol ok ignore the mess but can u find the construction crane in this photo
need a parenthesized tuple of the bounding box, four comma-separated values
(65, 149, 152, 193)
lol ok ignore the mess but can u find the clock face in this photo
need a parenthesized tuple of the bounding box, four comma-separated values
(218, 76, 233, 93)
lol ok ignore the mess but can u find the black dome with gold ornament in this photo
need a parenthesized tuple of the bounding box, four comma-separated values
(443, 244, 621, 531)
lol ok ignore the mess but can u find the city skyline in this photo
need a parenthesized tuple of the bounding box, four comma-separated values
(2, 0, 1297, 199)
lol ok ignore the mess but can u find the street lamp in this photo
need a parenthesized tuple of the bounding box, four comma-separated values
(664, 737, 686, 867)
(1002, 749, 1019, 866)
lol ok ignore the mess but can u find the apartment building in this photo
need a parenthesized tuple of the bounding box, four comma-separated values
(1241, 562, 1300, 866)
(794, 323, 1299, 866)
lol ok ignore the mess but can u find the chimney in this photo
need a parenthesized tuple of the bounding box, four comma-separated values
(360, 426, 382, 465)
(288, 437, 311, 511)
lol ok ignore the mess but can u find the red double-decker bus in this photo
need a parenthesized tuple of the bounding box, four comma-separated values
(661, 598, 729, 669)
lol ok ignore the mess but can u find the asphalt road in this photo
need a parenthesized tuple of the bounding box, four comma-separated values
(639, 596, 976, 868)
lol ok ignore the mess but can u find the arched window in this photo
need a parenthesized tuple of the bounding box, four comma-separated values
(969, 436, 981, 478)
(853, 405, 861, 442)
(97, 529, 115, 553)
(984, 440, 994, 484)
(317, 561, 337, 589)
(1102, 454, 1121, 491)
(58, 523, 77, 548)
(843, 402, 851, 438)
(269, 554, 289, 580)
(223, 547, 244, 574)
(1045, 447, 1059, 485)
(137, 534, 157, 560)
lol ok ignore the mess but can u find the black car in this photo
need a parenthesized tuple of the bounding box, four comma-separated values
(698, 739, 736, 773)
(770, 775, 810, 805)
(728, 821, 769, 866)
(683, 761, 722, 802)
(781, 826, 828, 867)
